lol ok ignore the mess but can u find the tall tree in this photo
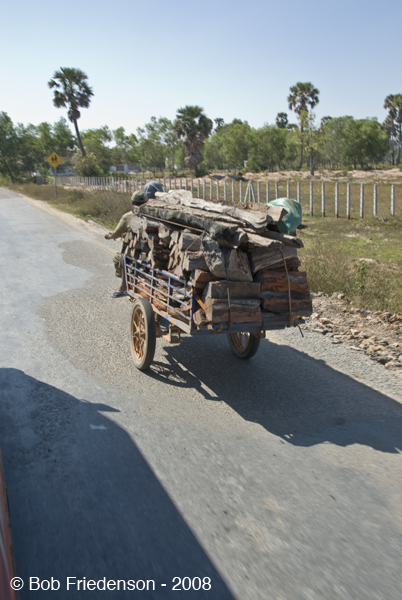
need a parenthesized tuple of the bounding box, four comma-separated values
(112, 127, 139, 166)
(382, 114, 396, 165)
(384, 94, 402, 163)
(173, 106, 213, 172)
(275, 112, 288, 129)
(48, 67, 93, 157)
(80, 126, 113, 173)
(287, 82, 319, 168)
(137, 117, 176, 175)
(0, 112, 19, 182)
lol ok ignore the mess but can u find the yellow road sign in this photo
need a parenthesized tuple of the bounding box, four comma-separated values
(47, 152, 62, 167)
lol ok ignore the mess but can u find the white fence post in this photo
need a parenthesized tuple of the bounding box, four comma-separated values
(286, 181, 290, 197)
(174, 177, 176, 190)
(297, 181, 300, 203)
(210, 179, 213, 200)
(224, 179, 227, 202)
(232, 179, 235, 202)
(391, 184, 395, 216)
(335, 182, 339, 217)
(216, 180, 219, 201)
(360, 183, 364, 218)
(373, 184, 377, 216)
(347, 183, 351, 219)
(322, 182, 325, 217)
(275, 181, 279, 198)
(257, 181, 261, 203)
(240, 180, 243, 203)
(310, 182, 313, 216)
(203, 179, 206, 200)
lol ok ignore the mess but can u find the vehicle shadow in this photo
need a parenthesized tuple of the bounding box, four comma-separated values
(148, 335, 402, 453)
(0, 368, 234, 600)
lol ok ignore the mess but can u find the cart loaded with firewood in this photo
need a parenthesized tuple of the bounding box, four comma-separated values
(122, 190, 312, 370)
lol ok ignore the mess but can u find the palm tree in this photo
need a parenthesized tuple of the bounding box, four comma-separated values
(275, 112, 289, 129)
(384, 94, 402, 163)
(173, 106, 213, 172)
(48, 68, 93, 156)
(288, 82, 319, 168)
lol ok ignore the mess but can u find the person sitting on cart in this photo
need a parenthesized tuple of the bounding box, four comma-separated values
(105, 181, 163, 298)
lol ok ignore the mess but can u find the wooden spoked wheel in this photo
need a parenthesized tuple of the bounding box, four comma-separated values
(130, 298, 156, 370)
(227, 332, 260, 359)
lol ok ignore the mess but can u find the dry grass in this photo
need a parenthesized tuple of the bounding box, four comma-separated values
(14, 182, 131, 228)
(299, 217, 402, 314)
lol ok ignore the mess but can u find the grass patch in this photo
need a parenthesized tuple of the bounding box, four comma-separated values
(9, 182, 131, 229)
(299, 216, 402, 313)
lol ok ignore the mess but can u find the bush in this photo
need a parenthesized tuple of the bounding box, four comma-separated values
(76, 153, 104, 177)
(194, 164, 209, 177)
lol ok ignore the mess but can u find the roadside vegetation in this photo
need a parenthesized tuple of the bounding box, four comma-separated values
(7, 182, 402, 315)
(2, 68, 402, 314)
(299, 217, 402, 315)
(1, 74, 402, 182)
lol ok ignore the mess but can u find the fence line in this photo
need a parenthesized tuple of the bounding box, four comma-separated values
(55, 175, 401, 218)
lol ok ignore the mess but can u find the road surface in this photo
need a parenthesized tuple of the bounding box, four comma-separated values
(0, 188, 401, 599)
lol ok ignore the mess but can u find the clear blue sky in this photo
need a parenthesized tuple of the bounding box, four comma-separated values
(1, 0, 401, 135)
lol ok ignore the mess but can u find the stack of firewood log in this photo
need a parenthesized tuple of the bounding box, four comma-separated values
(122, 190, 312, 327)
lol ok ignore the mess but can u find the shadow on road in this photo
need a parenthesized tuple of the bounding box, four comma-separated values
(148, 336, 402, 453)
(0, 368, 234, 600)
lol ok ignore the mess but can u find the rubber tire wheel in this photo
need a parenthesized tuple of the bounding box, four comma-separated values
(130, 298, 156, 370)
(227, 332, 260, 359)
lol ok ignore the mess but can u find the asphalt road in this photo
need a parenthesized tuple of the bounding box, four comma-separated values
(1, 187, 402, 600)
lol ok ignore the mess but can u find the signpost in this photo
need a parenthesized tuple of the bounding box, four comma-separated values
(46, 152, 62, 199)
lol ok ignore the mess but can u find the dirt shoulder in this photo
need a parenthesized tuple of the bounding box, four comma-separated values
(238, 168, 402, 183)
(303, 293, 402, 373)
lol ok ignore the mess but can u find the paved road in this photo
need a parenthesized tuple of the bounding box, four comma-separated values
(1, 188, 402, 599)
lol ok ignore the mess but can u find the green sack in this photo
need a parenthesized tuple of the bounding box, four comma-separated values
(267, 198, 302, 234)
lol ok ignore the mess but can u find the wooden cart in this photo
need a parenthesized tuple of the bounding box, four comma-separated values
(124, 255, 304, 371)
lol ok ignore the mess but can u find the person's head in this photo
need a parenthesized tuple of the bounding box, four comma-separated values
(143, 180, 163, 201)
(131, 190, 146, 206)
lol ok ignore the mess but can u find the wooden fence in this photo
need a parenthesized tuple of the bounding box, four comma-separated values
(55, 176, 401, 219)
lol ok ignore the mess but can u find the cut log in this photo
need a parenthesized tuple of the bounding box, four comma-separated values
(178, 232, 201, 252)
(261, 296, 312, 315)
(189, 269, 217, 289)
(203, 298, 261, 323)
(226, 249, 253, 282)
(158, 224, 174, 244)
(150, 193, 271, 231)
(201, 235, 252, 281)
(142, 218, 160, 233)
(169, 230, 181, 248)
(181, 250, 208, 272)
(249, 247, 297, 273)
(259, 271, 310, 294)
(245, 233, 283, 250)
(265, 205, 287, 222)
(193, 309, 209, 327)
(203, 280, 261, 301)
(147, 233, 159, 249)
(260, 230, 304, 248)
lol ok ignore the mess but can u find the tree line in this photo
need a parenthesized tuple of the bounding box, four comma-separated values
(0, 68, 401, 182)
